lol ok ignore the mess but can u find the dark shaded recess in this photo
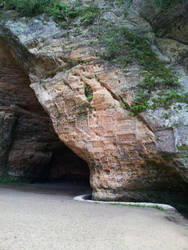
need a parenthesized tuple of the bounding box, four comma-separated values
(133, 189, 188, 220)
(49, 142, 90, 182)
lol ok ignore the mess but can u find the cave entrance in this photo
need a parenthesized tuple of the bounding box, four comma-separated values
(48, 141, 90, 185)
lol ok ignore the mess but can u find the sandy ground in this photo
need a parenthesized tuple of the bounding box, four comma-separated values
(0, 182, 188, 250)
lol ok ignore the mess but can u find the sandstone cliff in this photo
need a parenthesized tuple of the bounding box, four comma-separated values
(0, 0, 187, 200)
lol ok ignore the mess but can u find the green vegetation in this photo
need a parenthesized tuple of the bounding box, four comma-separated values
(120, 100, 126, 109)
(108, 0, 124, 5)
(84, 84, 93, 102)
(110, 202, 168, 212)
(1, 0, 51, 17)
(0, 177, 26, 184)
(177, 144, 188, 151)
(79, 4, 100, 25)
(100, 24, 188, 113)
(0, 0, 100, 26)
(151, 91, 188, 110)
(42, 82, 46, 87)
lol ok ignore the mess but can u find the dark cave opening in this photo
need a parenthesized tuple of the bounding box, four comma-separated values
(48, 142, 90, 185)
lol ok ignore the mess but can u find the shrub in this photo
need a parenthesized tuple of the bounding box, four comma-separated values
(3, 0, 52, 17)
(84, 84, 93, 102)
(0, 0, 100, 25)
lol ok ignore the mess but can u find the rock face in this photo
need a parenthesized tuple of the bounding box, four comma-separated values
(0, 0, 187, 200)
(132, 0, 188, 44)
(32, 60, 184, 200)
(0, 112, 16, 177)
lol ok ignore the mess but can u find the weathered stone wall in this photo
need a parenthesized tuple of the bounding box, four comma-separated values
(132, 0, 188, 44)
(0, 112, 16, 177)
(31, 54, 184, 200)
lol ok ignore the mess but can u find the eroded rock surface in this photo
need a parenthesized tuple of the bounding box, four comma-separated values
(32, 60, 185, 200)
(0, 0, 187, 200)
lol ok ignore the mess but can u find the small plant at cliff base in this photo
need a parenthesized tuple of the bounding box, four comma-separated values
(101, 24, 188, 113)
(111, 203, 168, 213)
(0, 177, 26, 184)
(1, 0, 100, 26)
(84, 84, 93, 102)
